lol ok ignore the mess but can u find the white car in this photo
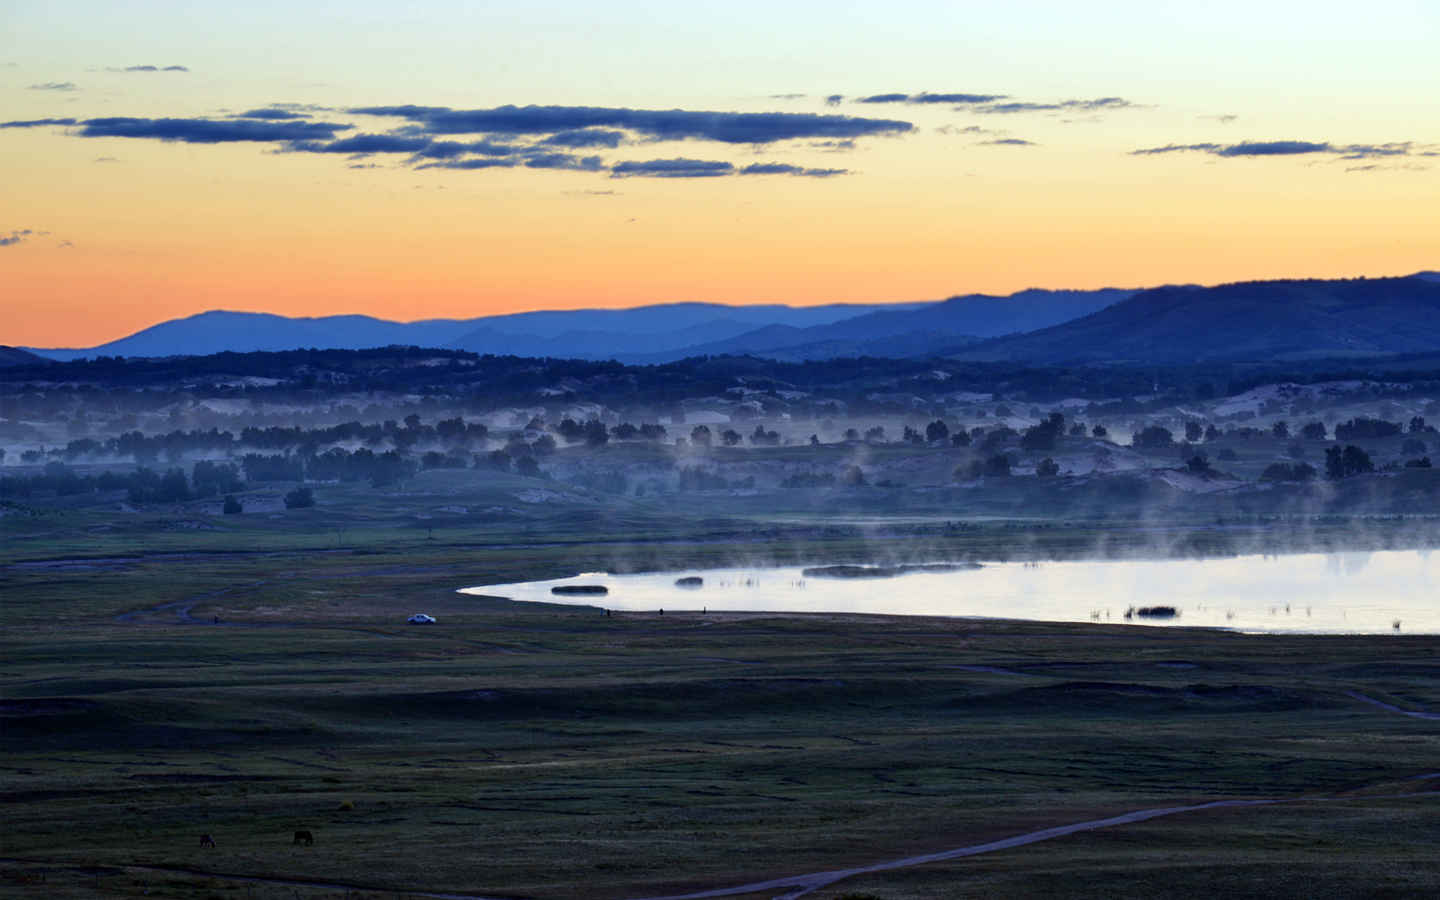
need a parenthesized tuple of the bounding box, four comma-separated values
(407, 613, 436, 624)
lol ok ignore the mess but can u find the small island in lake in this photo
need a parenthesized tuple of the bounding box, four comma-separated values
(801, 563, 982, 579)
(675, 576, 704, 588)
(552, 585, 609, 595)
(1125, 605, 1178, 619)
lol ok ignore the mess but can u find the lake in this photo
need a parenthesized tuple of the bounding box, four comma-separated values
(459, 549, 1440, 635)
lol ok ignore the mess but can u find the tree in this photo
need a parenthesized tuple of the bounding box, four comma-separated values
(1205, 424, 1222, 442)
(1185, 421, 1203, 443)
(1261, 462, 1317, 481)
(690, 425, 712, 447)
(284, 486, 315, 509)
(1271, 420, 1290, 439)
(583, 419, 609, 446)
(1335, 418, 1401, 440)
(1021, 413, 1064, 452)
(1131, 425, 1174, 449)
(515, 456, 541, 478)
(984, 454, 1012, 477)
(484, 449, 512, 472)
(840, 465, 866, 486)
(925, 419, 950, 443)
(1325, 445, 1374, 480)
(1300, 421, 1327, 440)
(951, 430, 971, 447)
(1036, 457, 1059, 477)
(1092, 424, 1108, 439)
(1185, 454, 1213, 475)
(156, 467, 191, 502)
(222, 494, 243, 514)
(721, 429, 742, 446)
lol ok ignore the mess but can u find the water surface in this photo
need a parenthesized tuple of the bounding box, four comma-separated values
(460, 549, 1438, 634)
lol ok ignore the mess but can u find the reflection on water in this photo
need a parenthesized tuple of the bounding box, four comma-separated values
(460, 549, 1440, 635)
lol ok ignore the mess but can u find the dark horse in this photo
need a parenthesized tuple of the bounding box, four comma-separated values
(199, 834, 215, 848)
(293, 830, 314, 846)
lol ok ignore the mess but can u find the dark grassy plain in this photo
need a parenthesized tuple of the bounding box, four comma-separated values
(3, 485, 1439, 899)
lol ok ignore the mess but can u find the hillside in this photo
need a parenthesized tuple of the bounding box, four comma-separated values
(0, 346, 52, 367)
(648, 287, 1136, 361)
(950, 276, 1440, 364)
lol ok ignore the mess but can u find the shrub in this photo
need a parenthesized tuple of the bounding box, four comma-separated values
(283, 486, 315, 509)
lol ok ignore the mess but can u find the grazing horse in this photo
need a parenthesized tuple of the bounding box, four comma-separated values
(293, 829, 314, 846)
(199, 834, 216, 848)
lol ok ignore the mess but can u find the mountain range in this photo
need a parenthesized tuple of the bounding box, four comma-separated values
(17, 272, 1440, 366)
(20, 287, 1134, 363)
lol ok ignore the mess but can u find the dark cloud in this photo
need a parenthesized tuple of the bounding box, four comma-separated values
(981, 138, 1035, 146)
(234, 108, 309, 120)
(120, 64, 188, 72)
(1202, 114, 1240, 124)
(1131, 140, 1429, 161)
(415, 158, 518, 171)
(1332, 143, 1414, 160)
(1217, 140, 1332, 156)
(915, 92, 1006, 104)
(858, 92, 1006, 105)
(610, 158, 734, 178)
(524, 152, 604, 171)
(979, 97, 1134, 114)
(769, 93, 806, 100)
(409, 138, 523, 159)
(1129, 142, 1223, 156)
(738, 162, 848, 177)
(93, 156, 119, 163)
(1, 117, 79, 128)
(286, 133, 429, 154)
(1, 229, 37, 247)
(937, 125, 993, 135)
(78, 116, 352, 143)
(9, 102, 887, 185)
(349, 104, 912, 144)
(540, 129, 625, 148)
(29, 81, 77, 91)
(825, 94, 843, 106)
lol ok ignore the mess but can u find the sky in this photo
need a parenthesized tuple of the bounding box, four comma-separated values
(3, 1, 1438, 348)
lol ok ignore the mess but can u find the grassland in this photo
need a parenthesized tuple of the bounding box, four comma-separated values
(3, 484, 1439, 899)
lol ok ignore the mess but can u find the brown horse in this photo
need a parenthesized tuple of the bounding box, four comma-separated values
(293, 829, 314, 846)
(199, 834, 216, 848)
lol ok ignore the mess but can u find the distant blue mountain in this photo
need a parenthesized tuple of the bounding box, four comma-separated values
(630, 287, 1140, 361)
(949, 275, 1440, 364)
(23, 301, 928, 362)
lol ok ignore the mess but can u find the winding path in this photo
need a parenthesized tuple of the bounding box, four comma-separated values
(632, 691, 1440, 900)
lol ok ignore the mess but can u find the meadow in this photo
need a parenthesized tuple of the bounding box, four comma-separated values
(3, 489, 1438, 899)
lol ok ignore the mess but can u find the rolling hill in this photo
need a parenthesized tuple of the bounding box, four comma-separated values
(949, 275, 1440, 364)
(638, 287, 1138, 361)
(0, 346, 53, 367)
